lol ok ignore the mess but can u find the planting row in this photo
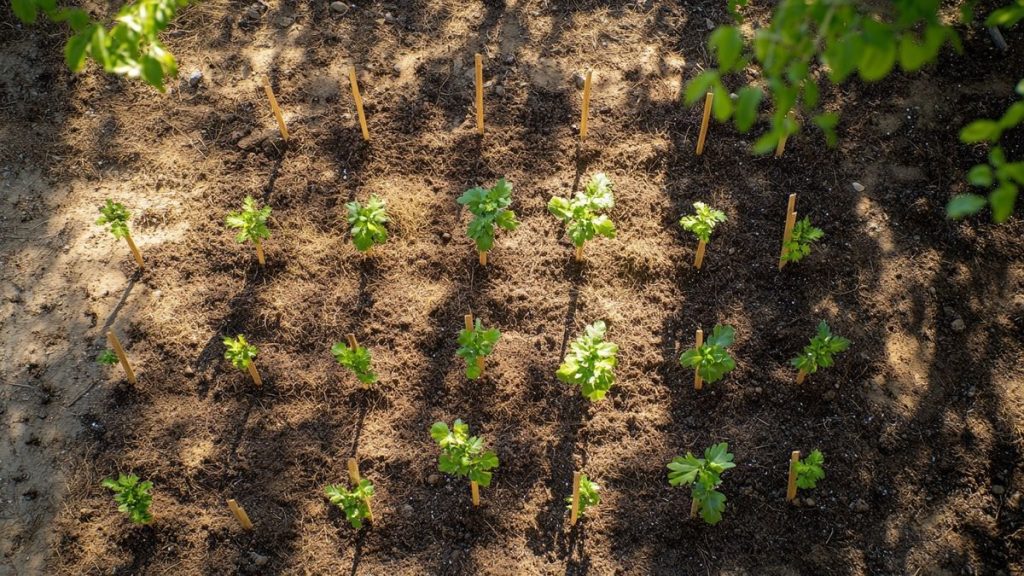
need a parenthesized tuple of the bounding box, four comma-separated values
(102, 433, 826, 531)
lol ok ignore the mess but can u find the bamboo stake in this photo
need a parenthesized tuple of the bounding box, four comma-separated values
(475, 356, 485, 375)
(475, 53, 484, 135)
(124, 232, 144, 269)
(227, 499, 254, 529)
(693, 328, 704, 390)
(695, 91, 713, 155)
(347, 333, 359, 349)
(465, 313, 473, 332)
(471, 480, 480, 506)
(690, 498, 699, 519)
(255, 239, 266, 266)
(775, 132, 788, 158)
(106, 329, 137, 385)
(580, 70, 592, 140)
(347, 458, 374, 521)
(786, 450, 800, 503)
(348, 66, 370, 141)
(247, 361, 263, 387)
(262, 77, 289, 141)
(574, 244, 584, 261)
(796, 369, 807, 384)
(694, 239, 707, 270)
(569, 471, 582, 525)
(478, 250, 488, 266)
(778, 193, 797, 270)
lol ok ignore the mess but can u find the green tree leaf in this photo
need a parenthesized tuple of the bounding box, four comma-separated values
(946, 194, 987, 219)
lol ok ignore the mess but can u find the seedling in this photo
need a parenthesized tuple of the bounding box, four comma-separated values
(223, 334, 262, 386)
(667, 443, 735, 525)
(457, 317, 500, 379)
(225, 196, 271, 265)
(430, 419, 499, 505)
(347, 195, 389, 252)
(795, 449, 825, 490)
(781, 217, 823, 264)
(566, 473, 600, 522)
(324, 479, 375, 529)
(102, 473, 153, 524)
(331, 338, 378, 387)
(548, 172, 616, 260)
(790, 321, 850, 383)
(96, 349, 119, 365)
(556, 321, 619, 401)
(679, 202, 726, 269)
(680, 324, 736, 386)
(457, 178, 520, 265)
(96, 199, 144, 268)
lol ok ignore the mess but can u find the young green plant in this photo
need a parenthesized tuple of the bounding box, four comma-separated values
(667, 443, 735, 525)
(791, 321, 850, 383)
(567, 472, 600, 524)
(781, 217, 823, 267)
(430, 419, 499, 506)
(324, 478, 375, 529)
(96, 349, 119, 365)
(331, 335, 377, 388)
(457, 178, 519, 265)
(225, 196, 271, 266)
(556, 321, 619, 401)
(787, 449, 825, 502)
(347, 195, 389, 252)
(223, 334, 262, 386)
(680, 324, 736, 390)
(102, 473, 154, 524)
(458, 314, 500, 379)
(547, 172, 616, 260)
(679, 202, 726, 269)
(96, 199, 144, 268)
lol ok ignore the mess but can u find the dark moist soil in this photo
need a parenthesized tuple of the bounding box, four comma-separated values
(3, 0, 1022, 574)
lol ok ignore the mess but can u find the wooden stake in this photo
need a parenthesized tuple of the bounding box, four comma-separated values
(476, 356, 485, 376)
(106, 329, 137, 385)
(694, 239, 707, 270)
(693, 328, 704, 390)
(796, 369, 807, 384)
(475, 53, 484, 135)
(695, 91, 713, 156)
(255, 239, 266, 266)
(574, 244, 584, 261)
(347, 333, 359, 349)
(775, 132, 788, 158)
(478, 250, 488, 266)
(465, 313, 474, 332)
(347, 458, 374, 521)
(690, 497, 699, 519)
(124, 232, 144, 269)
(471, 480, 480, 506)
(227, 498, 254, 530)
(569, 471, 582, 525)
(580, 70, 592, 140)
(778, 193, 797, 270)
(262, 77, 289, 142)
(348, 65, 370, 141)
(247, 361, 263, 387)
(786, 450, 800, 503)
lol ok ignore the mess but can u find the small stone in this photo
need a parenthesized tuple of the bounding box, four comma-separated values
(414, 259, 427, 268)
(729, 92, 738, 100)
(992, 485, 1005, 495)
(850, 498, 870, 513)
(823, 390, 836, 401)
(852, 182, 865, 192)
(384, 12, 397, 23)
(494, 85, 505, 96)
(951, 318, 965, 332)
(504, 54, 515, 65)
(803, 497, 816, 507)
(753, 386, 762, 393)
(705, 17, 715, 30)
(184, 366, 195, 377)
(401, 504, 414, 516)
(330, 1, 347, 13)
(249, 552, 269, 566)
(188, 70, 203, 87)
(275, 15, 295, 28)
(427, 473, 441, 485)
(573, 72, 585, 90)
(441, 232, 451, 241)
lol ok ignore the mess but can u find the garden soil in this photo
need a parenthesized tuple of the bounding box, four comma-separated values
(1, 0, 1023, 574)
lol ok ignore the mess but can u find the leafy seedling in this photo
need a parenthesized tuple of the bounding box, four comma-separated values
(102, 473, 154, 524)
(457, 319, 500, 379)
(781, 217, 824, 263)
(430, 419, 499, 488)
(680, 324, 736, 385)
(794, 449, 825, 490)
(96, 349, 119, 365)
(791, 321, 850, 382)
(679, 202, 727, 243)
(347, 195, 389, 252)
(667, 442, 735, 525)
(324, 479, 375, 529)
(548, 172, 616, 258)
(457, 178, 520, 262)
(223, 335, 257, 370)
(566, 474, 601, 518)
(331, 341, 377, 386)
(97, 200, 131, 239)
(556, 321, 619, 401)
(226, 196, 271, 264)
